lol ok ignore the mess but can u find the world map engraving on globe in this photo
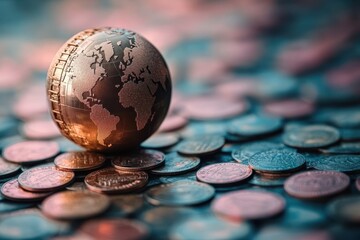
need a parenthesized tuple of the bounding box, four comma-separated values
(47, 28, 171, 152)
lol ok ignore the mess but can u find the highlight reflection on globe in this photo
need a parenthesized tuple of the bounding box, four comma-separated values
(47, 28, 171, 152)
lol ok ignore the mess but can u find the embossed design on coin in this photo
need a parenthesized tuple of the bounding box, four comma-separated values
(212, 190, 285, 221)
(249, 150, 305, 173)
(141, 133, 179, 149)
(79, 219, 149, 240)
(85, 167, 148, 194)
(1, 179, 50, 202)
(150, 152, 200, 176)
(54, 151, 106, 172)
(227, 114, 282, 137)
(3, 141, 59, 164)
(0, 157, 20, 178)
(312, 155, 360, 172)
(42, 191, 110, 220)
(145, 180, 215, 206)
(196, 163, 252, 185)
(18, 165, 74, 192)
(111, 150, 165, 171)
(284, 171, 350, 199)
(283, 125, 340, 149)
(177, 135, 225, 156)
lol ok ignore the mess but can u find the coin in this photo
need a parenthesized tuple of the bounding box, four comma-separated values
(66, 181, 87, 191)
(196, 163, 252, 186)
(320, 142, 360, 154)
(150, 152, 200, 176)
(79, 219, 149, 240)
(1, 179, 50, 202)
(249, 149, 306, 173)
(0, 157, 20, 178)
(284, 171, 350, 199)
(264, 99, 315, 119)
(54, 151, 106, 172)
(111, 150, 165, 171)
(170, 215, 253, 240)
(283, 125, 340, 149)
(177, 135, 225, 156)
(145, 180, 215, 206)
(18, 165, 74, 192)
(3, 141, 60, 164)
(327, 196, 360, 224)
(141, 133, 180, 149)
(329, 109, 360, 128)
(312, 155, 360, 172)
(356, 177, 360, 191)
(42, 191, 110, 220)
(212, 190, 285, 221)
(21, 119, 61, 140)
(248, 174, 287, 187)
(84, 167, 148, 194)
(231, 142, 289, 165)
(159, 172, 197, 184)
(227, 114, 282, 137)
(158, 115, 188, 132)
(110, 195, 144, 217)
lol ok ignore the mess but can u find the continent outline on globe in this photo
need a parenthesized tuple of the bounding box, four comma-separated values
(47, 28, 171, 152)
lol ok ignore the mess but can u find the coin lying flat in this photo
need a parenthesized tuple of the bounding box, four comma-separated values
(1, 179, 50, 202)
(42, 191, 110, 220)
(18, 165, 74, 192)
(249, 149, 305, 173)
(79, 219, 149, 240)
(145, 180, 215, 206)
(283, 125, 340, 149)
(312, 155, 360, 173)
(85, 167, 148, 194)
(54, 151, 106, 172)
(141, 133, 180, 149)
(170, 215, 253, 240)
(158, 115, 188, 132)
(150, 152, 200, 176)
(327, 196, 360, 224)
(196, 163, 252, 186)
(0, 157, 20, 178)
(264, 99, 315, 119)
(3, 141, 60, 164)
(21, 119, 61, 140)
(284, 171, 350, 199)
(320, 142, 360, 154)
(212, 190, 285, 221)
(227, 114, 282, 137)
(177, 135, 225, 156)
(111, 150, 165, 171)
(110, 195, 144, 217)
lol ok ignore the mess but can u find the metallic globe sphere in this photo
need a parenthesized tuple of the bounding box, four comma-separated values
(47, 28, 171, 152)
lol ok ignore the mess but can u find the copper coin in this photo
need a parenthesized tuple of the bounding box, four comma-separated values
(284, 171, 350, 199)
(141, 133, 180, 149)
(177, 135, 225, 156)
(1, 179, 50, 202)
(54, 151, 106, 172)
(356, 177, 360, 191)
(212, 190, 285, 221)
(3, 141, 59, 164)
(18, 165, 74, 192)
(196, 163, 252, 186)
(264, 99, 315, 119)
(158, 115, 188, 132)
(111, 150, 165, 171)
(0, 157, 20, 178)
(42, 191, 110, 220)
(79, 219, 149, 240)
(21, 119, 61, 140)
(84, 167, 148, 194)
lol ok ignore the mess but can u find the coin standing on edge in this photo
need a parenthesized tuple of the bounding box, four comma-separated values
(283, 125, 340, 149)
(150, 152, 200, 176)
(1, 179, 51, 202)
(42, 191, 110, 220)
(54, 151, 106, 172)
(3, 141, 60, 164)
(85, 167, 148, 194)
(0, 157, 20, 178)
(18, 165, 74, 192)
(284, 171, 350, 199)
(212, 190, 285, 221)
(145, 180, 215, 206)
(196, 163, 252, 186)
(111, 149, 165, 171)
(177, 135, 225, 156)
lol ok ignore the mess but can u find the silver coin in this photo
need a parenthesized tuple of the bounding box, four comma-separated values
(177, 135, 225, 156)
(150, 152, 200, 175)
(141, 133, 180, 149)
(312, 155, 360, 172)
(145, 180, 215, 206)
(111, 149, 165, 171)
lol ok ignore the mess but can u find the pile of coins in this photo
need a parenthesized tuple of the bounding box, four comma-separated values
(1, 1, 360, 239)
